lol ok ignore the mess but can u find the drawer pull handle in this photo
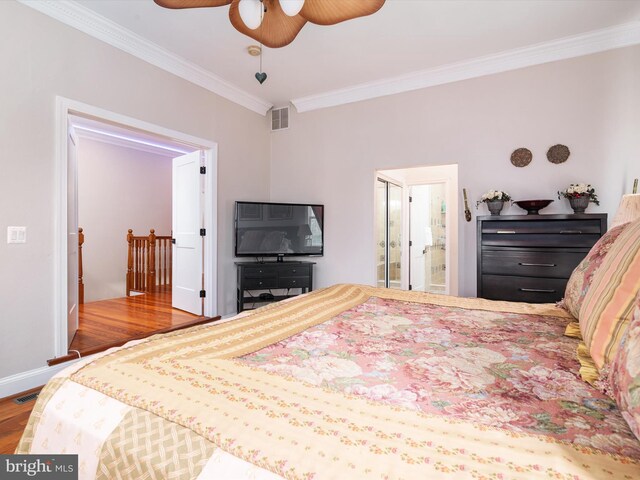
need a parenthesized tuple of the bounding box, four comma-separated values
(496, 230, 516, 234)
(560, 230, 582, 234)
(519, 288, 556, 293)
(519, 262, 556, 267)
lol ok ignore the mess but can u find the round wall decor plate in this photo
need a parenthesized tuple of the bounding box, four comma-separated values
(547, 144, 570, 164)
(511, 148, 532, 167)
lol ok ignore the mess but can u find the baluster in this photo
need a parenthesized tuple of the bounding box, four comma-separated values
(136, 239, 140, 292)
(140, 239, 144, 291)
(166, 238, 170, 286)
(160, 238, 165, 287)
(78, 227, 85, 304)
(148, 229, 156, 293)
(126, 229, 134, 296)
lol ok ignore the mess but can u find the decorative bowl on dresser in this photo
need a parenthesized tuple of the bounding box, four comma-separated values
(513, 199, 554, 215)
(477, 214, 607, 303)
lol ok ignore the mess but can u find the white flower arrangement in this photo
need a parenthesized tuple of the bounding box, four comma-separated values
(558, 183, 600, 205)
(477, 190, 511, 207)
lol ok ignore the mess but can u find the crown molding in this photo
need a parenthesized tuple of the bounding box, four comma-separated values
(19, 0, 273, 116)
(292, 21, 640, 113)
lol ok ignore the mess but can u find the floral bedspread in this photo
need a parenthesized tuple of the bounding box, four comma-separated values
(242, 296, 640, 458)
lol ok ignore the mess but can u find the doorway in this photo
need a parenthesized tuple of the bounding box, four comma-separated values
(54, 97, 218, 358)
(375, 164, 458, 295)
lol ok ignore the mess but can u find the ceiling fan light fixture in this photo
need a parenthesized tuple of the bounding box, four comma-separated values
(279, 0, 304, 17)
(238, 0, 263, 30)
(155, 0, 386, 48)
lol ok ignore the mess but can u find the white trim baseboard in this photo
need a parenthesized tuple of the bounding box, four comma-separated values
(0, 362, 80, 399)
(18, 0, 272, 116)
(292, 21, 640, 113)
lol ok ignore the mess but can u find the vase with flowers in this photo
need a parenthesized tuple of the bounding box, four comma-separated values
(477, 190, 511, 216)
(558, 184, 600, 213)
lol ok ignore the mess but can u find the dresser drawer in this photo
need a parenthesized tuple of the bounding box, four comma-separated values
(279, 276, 310, 289)
(481, 219, 602, 235)
(482, 249, 585, 279)
(482, 233, 600, 248)
(481, 275, 567, 303)
(243, 266, 277, 278)
(278, 265, 310, 277)
(243, 276, 277, 289)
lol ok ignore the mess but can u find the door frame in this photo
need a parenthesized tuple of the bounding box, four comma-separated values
(54, 96, 218, 357)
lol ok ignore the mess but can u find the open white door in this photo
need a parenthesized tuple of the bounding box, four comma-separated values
(172, 151, 203, 315)
(67, 125, 79, 346)
(409, 186, 427, 292)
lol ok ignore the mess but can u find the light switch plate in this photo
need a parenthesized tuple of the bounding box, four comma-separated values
(7, 226, 27, 244)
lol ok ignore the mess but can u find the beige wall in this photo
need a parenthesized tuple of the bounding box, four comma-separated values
(270, 45, 640, 297)
(78, 139, 173, 302)
(0, 2, 269, 378)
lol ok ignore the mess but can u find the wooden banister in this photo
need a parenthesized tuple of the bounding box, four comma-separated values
(126, 229, 172, 296)
(78, 227, 84, 304)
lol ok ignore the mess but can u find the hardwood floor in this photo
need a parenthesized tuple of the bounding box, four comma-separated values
(69, 286, 203, 355)
(0, 387, 39, 454)
(1, 289, 217, 453)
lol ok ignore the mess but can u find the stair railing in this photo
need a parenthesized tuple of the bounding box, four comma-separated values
(126, 229, 172, 295)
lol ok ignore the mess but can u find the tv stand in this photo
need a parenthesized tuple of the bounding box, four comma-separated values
(235, 261, 315, 313)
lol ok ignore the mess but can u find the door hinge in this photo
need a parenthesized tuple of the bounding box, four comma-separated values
(200, 166, 206, 174)
(200, 228, 206, 236)
(409, 240, 412, 247)
(408, 284, 413, 291)
(200, 290, 206, 298)
(171, 238, 176, 244)
(409, 196, 412, 202)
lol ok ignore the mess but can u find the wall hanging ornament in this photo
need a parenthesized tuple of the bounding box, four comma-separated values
(510, 148, 532, 167)
(547, 144, 570, 164)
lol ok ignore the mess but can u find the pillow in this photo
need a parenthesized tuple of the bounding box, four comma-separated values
(579, 219, 640, 369)
(562, 222, 629, 319)
(564, 321, 582, 339)
(606, 292, 640, 440)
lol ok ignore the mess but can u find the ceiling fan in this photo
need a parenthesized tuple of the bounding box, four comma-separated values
(154, 0, 386, 48)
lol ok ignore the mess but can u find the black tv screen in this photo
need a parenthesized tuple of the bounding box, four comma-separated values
(235, 201, 324, 258)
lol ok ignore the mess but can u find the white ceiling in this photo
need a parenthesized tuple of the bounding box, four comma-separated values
(27, 0, 640, 113)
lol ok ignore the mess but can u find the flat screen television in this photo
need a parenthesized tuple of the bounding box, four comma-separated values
(234, 201, 324, 259)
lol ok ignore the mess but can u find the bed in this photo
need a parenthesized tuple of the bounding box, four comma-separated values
(17, 283, 640, 479)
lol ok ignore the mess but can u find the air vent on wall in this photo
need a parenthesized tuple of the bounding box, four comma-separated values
(271, 106, 289, 131)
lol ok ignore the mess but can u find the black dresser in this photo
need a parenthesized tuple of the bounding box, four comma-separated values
(477, 214, 607, 303)
(236, 261, 315, 312)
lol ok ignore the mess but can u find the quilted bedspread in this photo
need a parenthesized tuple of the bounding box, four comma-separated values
(18, 284, 640, 479)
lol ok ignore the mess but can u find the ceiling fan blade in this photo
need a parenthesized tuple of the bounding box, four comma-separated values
(300, 0, 385, 25)
(154, 0, 231, 9)
(229, 0, 307, 49)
